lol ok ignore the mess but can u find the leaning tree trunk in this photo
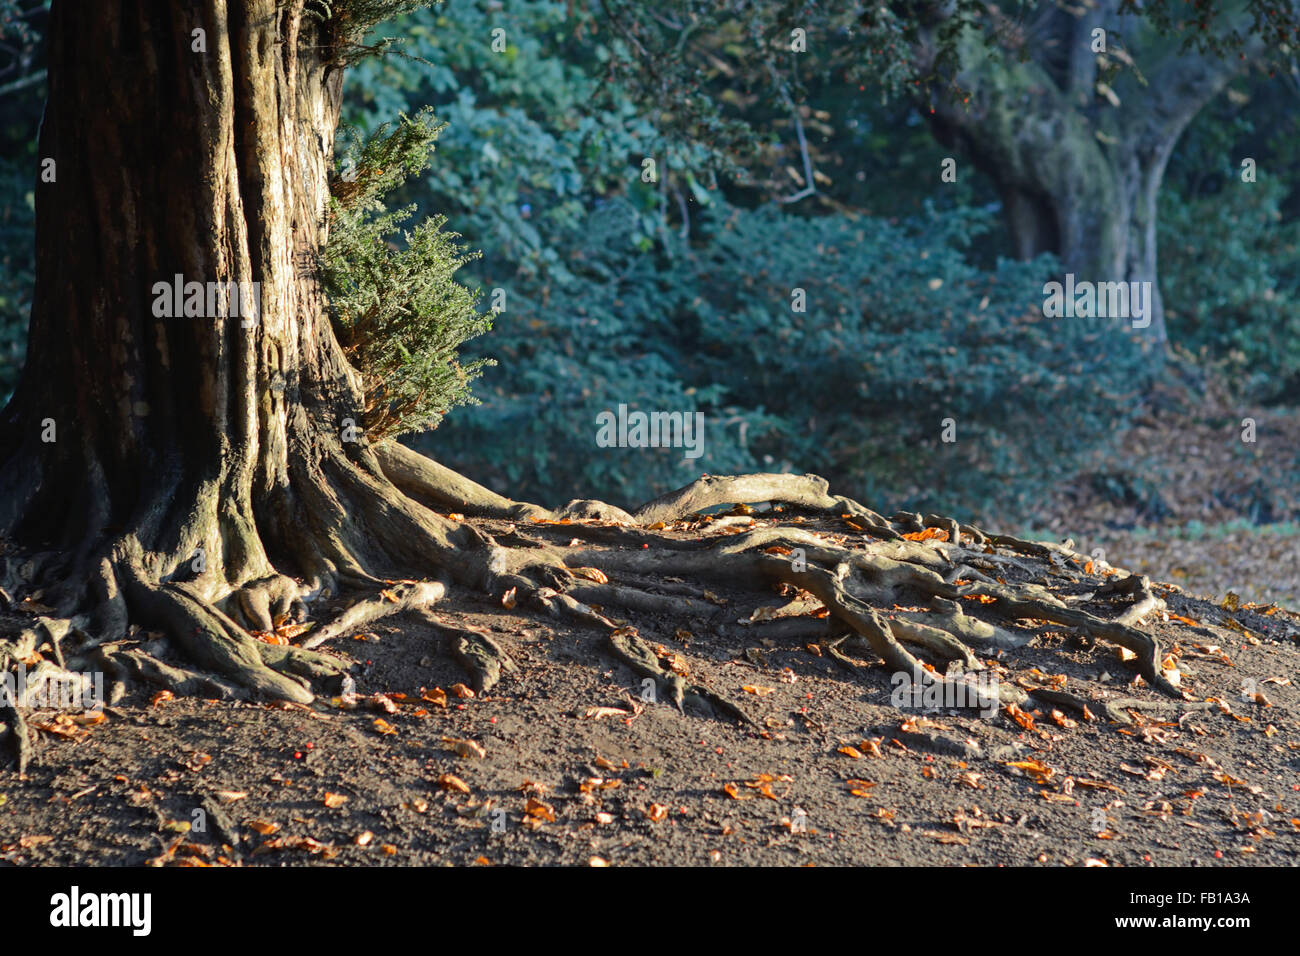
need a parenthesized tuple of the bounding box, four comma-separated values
(0, 1, 506, 702)
(924, 1, 1262, 353)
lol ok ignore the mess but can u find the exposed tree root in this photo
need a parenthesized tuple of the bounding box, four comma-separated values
(0, 442, 1229, 759)
(411, 609, 518, 695)
(0, 693, 30, 775)
(300, 580, 445, 650)
(108, 647, 244, 700)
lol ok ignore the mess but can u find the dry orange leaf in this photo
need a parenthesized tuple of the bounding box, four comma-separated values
(1006, 759, 1056, 785)
(443, 737, 485, 759)
(437, 773, 471, 794)
(524, 798, 556, 822)
(1003, 703, 1036, 731)
(322, 792, 349, 808)
(421, 687, 448, 708)
(1048, 709, 1078, 729)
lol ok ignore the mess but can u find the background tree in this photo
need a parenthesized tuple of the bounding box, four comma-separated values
(589, 0, 1300, 348)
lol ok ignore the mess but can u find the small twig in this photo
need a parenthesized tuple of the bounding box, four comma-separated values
(0, 68, 45, 99)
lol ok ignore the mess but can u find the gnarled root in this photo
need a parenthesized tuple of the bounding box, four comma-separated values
(0, 444, 1197, 735)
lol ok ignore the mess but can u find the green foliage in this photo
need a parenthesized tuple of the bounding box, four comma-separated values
(429, 196, 765, 502)
(0, 162, 32, 397)
(1159, 69, 1300, 402)
(323, 0, 441, 64)
(1159, 177, 1300, 401)
(330, 1, 1151, 520)
(0, 0, 45, 400)
(321, 107, 493, 439)
(684, 203, 1150, 520)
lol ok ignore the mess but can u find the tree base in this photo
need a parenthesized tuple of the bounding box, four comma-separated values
(0, 447, 1197, 772)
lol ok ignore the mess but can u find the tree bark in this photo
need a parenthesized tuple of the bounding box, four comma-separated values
(0, 1, 500, 698)
(925, 2, 1260, 352)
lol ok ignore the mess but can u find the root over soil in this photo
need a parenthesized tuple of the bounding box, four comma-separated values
(1, 447, 1214, 773)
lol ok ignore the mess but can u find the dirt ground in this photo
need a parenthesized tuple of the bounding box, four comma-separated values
(2, 514, 1297, 867)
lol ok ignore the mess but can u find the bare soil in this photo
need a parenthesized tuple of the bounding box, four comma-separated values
(2, 514, 1297, 868)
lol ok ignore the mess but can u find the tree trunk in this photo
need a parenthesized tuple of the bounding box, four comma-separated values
(925, 2, 1260, 353)
(0, 2, 1192, 725)
(0, 0, 499, 701)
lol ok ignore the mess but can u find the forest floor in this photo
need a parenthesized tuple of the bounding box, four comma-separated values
(2, 371, 1298, 867)
(1, 510, 1298, 867)
(1032, 372, 1300, 608)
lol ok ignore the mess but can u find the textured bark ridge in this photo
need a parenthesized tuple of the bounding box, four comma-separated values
(0, 1, 506, 708)
(0, 4, 1192, 762)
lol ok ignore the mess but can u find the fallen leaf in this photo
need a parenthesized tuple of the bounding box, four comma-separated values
(1005, 759, 1056, 785)
(421, 687, 448, 708)
(444, 737, 486, 759)
(437, 772, 472, 794)
(902, 528, 949, 542)
(582, 705, 632, 720)
(524, 797, 556, 822)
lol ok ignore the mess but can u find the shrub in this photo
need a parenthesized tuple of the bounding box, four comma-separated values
(1159, 177, 1300, 400)
(683, 203, 1151, 520)
(321, 108, 494, 439)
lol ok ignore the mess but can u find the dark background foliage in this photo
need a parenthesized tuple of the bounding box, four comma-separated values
(2, 0, 1298, 524)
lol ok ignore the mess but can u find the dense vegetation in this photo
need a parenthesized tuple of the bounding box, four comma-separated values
(1, 0, 1298, 520)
